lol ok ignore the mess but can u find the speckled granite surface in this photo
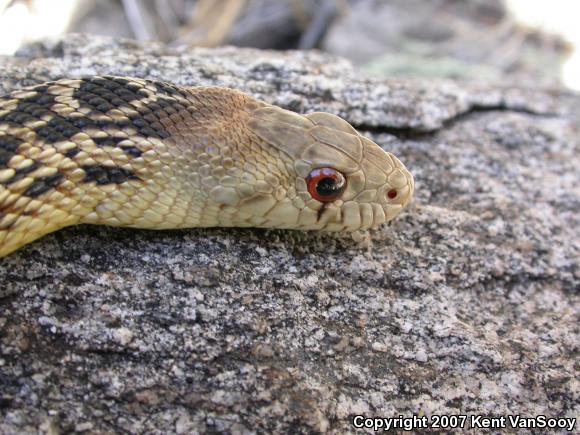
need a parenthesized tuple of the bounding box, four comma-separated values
(0, 34, 578, 433)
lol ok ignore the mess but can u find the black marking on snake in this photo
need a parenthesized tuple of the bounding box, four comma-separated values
(130, 115, 170, 139)
(1, 110, 36, 125)
(148, 98, 178, 116)
(72, 79, 138, 112)
(27, 84, 50, 94)
(1, 87, 84, 145)
(92, 136, 143, 157)
(2, 86, 57, 126)
(20, 89, 55, 106)
(65, 148, 81, 158)
(71, 78, 171, 139)
(121, 146, 142, 157)
(93, 136, 127, 147)
(2, 162, 38, 186)
(81, 165, 139, 185)
(1, 77, 170, 167)
(71, 115, 129, 130)
(24, 172, 65, 198)
(0, 135, 24, 167)
(153, 81, 189, 99)
(2, 77, 168, 150)
(35, 117, 82, 143)
(48, 116, 81, 136)
(71, 78, 150, 115)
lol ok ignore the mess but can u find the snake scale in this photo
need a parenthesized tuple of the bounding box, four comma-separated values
(0, 76, 414, 258)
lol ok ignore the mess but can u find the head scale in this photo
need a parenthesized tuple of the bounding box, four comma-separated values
(243, 106, 414, 231)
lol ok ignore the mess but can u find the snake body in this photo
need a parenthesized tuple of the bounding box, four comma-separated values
(0, 76, 414, 257)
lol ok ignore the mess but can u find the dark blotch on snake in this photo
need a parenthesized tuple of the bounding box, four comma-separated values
(65, 148, 81, 158)
(71, 77, 172, 139)
(121, 146, 142, 157)
(0, 135, 24, 167)
(82, 164, 139, 185)
(1, 85, 56, 126)
(35, 117, 81, 143)
(156, 82, 188, 98)
(24, 173, 65, 198)
(92, 136, 142, 157)
(93, 136, 126, 147)
(2, 162, 39, 186)
(3, 87, 84, 144)
(73, 77, 143, 111)
(2, 110, 35, 125)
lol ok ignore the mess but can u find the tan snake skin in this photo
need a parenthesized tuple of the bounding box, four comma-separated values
(0, 76, 414, 257)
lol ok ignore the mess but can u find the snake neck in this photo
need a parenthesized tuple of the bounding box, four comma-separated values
(0, 78, 273, 256)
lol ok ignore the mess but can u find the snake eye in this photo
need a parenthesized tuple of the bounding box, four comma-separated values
(387, 189, 398, 199)
(306, 167, 347, 203)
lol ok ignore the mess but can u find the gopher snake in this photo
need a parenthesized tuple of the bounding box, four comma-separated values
(0, 76, 414, 257)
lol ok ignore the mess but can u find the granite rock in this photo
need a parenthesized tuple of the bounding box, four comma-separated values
(0, 34, 578, 433)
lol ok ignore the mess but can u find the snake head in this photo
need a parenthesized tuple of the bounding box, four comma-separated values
(245, 106, 414, 231)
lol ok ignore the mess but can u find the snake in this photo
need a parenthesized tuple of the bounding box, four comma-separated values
(0, 76, 414, 258)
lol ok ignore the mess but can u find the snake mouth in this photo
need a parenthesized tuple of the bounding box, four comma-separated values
(306, 200, 382, 231)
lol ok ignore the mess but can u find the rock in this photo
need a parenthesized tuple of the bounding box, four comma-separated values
(323, 0, 570, 85)
(1, 34, 578, 433)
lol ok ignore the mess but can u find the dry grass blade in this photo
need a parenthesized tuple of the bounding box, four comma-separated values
(298, 0, 339, 49)
(178, 0, 247, 47)
(121, 0, 155, 40)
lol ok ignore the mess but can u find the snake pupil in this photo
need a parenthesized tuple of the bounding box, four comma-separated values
(317, 177, 340, 196)
(306, 167, 347, 203)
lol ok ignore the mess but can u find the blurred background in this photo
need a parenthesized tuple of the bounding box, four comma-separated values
(0, 0, 578, 89)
